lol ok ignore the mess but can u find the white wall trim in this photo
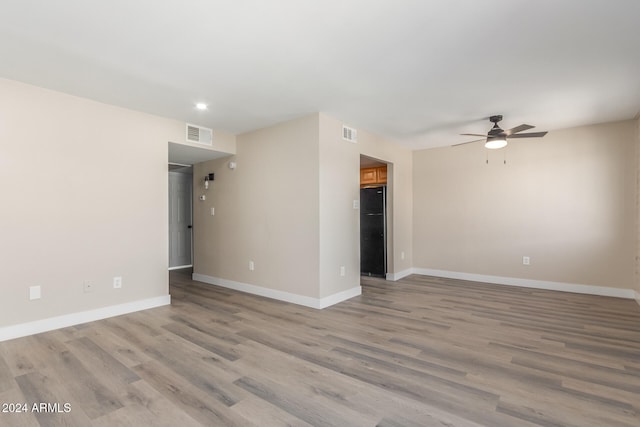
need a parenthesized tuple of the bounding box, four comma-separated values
(319, 286, 362, 309)
(386, 268, 414, 281)
(0, 295, 171, 343)
(192, 273, 361, 309)
(413, 268, 637, 299)
(168, 264, 192, 271)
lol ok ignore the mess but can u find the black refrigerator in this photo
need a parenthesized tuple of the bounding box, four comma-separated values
(360, 186, 386, 277)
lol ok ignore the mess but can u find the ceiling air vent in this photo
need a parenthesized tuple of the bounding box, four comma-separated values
(342, 125, 357, 143)
(186, 124, 213, 146)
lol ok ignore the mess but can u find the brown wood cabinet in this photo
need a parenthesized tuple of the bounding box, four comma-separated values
(360, 168, 377, 185)
(360, 166, 387, 187)
(377, 167, 387, 183)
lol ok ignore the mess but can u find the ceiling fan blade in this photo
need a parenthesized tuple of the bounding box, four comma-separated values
(452, 138, 485, 147)
(505, 124, 534, 135)
(508, 131, 548, 139)
(460, 133, 487, 137)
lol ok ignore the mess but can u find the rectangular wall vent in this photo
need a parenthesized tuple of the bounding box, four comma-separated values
(186, 124, 213, 145)
(342, 125, 357, 143)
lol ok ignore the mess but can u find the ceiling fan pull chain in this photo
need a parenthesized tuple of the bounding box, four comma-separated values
(486, 149, 489, 164)
(504, 148, 507, 165)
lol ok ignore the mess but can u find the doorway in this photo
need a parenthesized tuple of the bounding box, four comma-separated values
(361, 186, 386, 276)
(168, 164, 193, 269)
(360, 156, 389, 277)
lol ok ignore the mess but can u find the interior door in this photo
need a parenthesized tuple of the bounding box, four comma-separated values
(169, 171, 193, 269)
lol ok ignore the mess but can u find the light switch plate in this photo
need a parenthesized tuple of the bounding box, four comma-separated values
(29, 285, 41, 300)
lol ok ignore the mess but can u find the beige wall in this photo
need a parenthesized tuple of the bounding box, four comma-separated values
(413, 120, 637, 290)
(318, 114, 360, 297)
(357, 129, 413, 277)
(192, 113, 412, 302)
(208, 129, 237, 155)
(193, 114, 321, 298)
(0, 78, 183, 327)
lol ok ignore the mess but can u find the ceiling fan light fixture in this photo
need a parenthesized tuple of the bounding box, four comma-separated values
(454, 115, 547, 149)
(485, 137, 507, 149)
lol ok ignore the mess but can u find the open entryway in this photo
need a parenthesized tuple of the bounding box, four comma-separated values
(167, 140, 232, 272)
(169, 164, 193, 269)
(360, 155, 389, 277)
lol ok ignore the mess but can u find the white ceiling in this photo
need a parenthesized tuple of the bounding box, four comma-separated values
(2, 0, 639, 150)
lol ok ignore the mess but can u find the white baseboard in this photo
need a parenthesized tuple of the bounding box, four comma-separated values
(386, 268, 414, 281)
(318, 286, 362, 309)
(0, 295, 171, 343)
(413, 268, 637, 299)
(168, 264, 192, 271)
(192, 273, 361, 309)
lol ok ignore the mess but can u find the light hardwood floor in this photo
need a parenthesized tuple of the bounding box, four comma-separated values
(1, 270, 639, 426)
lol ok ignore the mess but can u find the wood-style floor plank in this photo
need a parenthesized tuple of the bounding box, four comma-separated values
(0, 270, 639, 426)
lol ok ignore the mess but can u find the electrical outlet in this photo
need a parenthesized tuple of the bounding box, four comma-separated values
(340, 266, 346, 277)
(83, 281, 94, 293)
(523, 256, 530, 265)
(401, 251, 405, 260)
(210, 207, 215, 216)
(249, 260, 255, 271)
(113, 276, 122, 289)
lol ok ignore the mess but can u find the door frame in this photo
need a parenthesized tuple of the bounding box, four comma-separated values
(359, 155, 393, 278)
(168, 163, 194, 270)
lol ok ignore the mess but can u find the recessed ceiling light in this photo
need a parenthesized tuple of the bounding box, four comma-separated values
(195, 103, 208, 111)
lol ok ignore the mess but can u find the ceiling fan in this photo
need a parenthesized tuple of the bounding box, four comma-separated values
(454, 115, 547, 149)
